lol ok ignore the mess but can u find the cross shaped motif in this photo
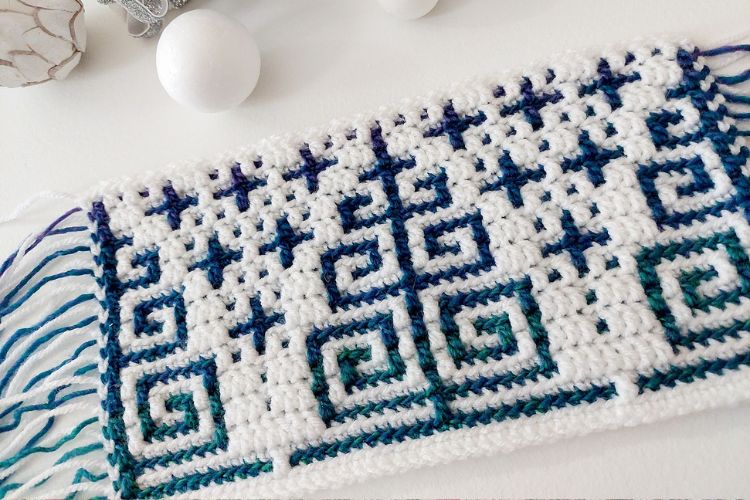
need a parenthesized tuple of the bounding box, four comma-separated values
(561, 131, 624, 187)
(542, 209, 610, 277)
(259, 215, 313, 268)
(480, 150, 546, 207)
(213, 164, 265, 212)
(424, 101, 487, 150)
(500, 77, 563, 131)
(579, 58, 641, 110)
(189, 233, 242, 289)
(361, 125, 417, 182)
(145, 184, 197, 230)
(228, 295, 284, 355)
(283, 145, 338, 193)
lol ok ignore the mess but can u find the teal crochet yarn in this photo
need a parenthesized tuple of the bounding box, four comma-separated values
(2, 39, 750, 498)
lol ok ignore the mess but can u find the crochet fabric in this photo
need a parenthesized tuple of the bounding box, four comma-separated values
(3, 40, 750, 499)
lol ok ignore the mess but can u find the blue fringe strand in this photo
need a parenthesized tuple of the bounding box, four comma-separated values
(0, 209, 109, 499)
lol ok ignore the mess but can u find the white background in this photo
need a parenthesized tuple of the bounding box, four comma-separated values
(2, 0, 750, 496)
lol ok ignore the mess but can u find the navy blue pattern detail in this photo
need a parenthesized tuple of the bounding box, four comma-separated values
(424, 101, 487, 150)
(228, 295, 285, 355)
(561, 131, 624, 187)
(259, 215, 313, 269)
(351, 242, 383, 280)
(313, 126, 500, 430)
(579, 58, 641, 110)
(91, 201, 139, 496)
(646, 109, 685, 149)
(406, 168, 452, 215)
(189, 233, 242, 289)
(213, 164, 266, 212)
(92, 46, 750, 495)
(542, 209, 610, 277)
(320, 238, 391, 311)
(636, 48, 750, 229)
(637, 155, 737, 229)
(338, 193, 387, 233)
(283, 144, 338, 193)
(91, 202, 272, 497)
(481, 150, 546, 207)
(500, 77, 563, 131)
(127, 290, 188, 364)
(145, 184, 198, 230)
(418, 211, 494, 287)
(126, 248, 161, 290)
(356, 125, 455, 422)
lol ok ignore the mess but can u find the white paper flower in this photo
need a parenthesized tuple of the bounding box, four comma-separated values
(0, 0, 86, 88)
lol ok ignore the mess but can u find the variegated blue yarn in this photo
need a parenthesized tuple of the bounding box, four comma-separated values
(3, 39, 750, 499)
(0, 209, 109, 499)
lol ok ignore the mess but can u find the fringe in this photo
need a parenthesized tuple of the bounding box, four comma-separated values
(701, 44, 750, 136)
(0, 38, 748, 500)
(0, 208, 109, 499)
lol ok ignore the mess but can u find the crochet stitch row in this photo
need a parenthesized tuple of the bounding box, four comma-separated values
(85, 41, 750, 497)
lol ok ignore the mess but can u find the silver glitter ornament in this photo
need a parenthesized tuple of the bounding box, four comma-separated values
(99, 0, 189, 38)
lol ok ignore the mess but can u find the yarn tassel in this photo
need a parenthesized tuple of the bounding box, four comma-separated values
(701, 44, 750, 136)
(1, 39, 750, 500)
(0, 208, 109, 499)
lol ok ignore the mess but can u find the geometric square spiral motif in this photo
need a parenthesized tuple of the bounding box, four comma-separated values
(129, 356, 226, 461)
(429, 276, 554, 387)
(637, 227, 750, 351)
(306, 310, 420, 426)
(88, 42, 750, 497)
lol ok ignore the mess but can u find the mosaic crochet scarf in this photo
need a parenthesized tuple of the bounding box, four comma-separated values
(3, 39, 750, 498)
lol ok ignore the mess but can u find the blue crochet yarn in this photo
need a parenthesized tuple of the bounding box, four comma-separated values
(78, 42, 750, 498)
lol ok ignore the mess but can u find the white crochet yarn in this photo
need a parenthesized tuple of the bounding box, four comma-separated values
(82, 40, 750, 497)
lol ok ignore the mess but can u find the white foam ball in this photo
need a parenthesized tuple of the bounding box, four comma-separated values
(378, 0, 439, 20)
(156, 9, 261, 113)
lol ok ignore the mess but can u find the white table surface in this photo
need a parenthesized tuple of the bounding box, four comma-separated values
(2, 0, 750, 496)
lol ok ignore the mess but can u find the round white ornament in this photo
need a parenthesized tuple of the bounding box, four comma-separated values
(156, 9, 261, 113)
(0, 0, 86, 88)
(377, 0, 439, 20)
